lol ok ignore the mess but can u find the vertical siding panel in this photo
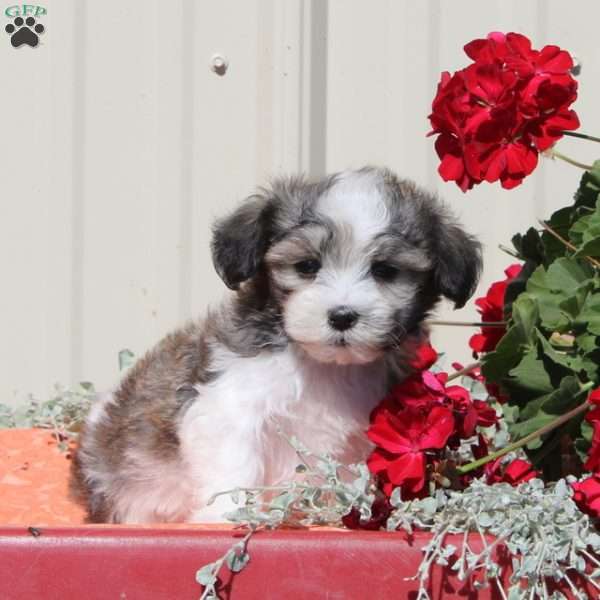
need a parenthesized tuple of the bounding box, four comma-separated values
(70, 0, 87, 384)
(0, 0, 76, 399)
(325, 0, 390, 170)
(153, 0, 192, 330)
(177, 0, 196, 323)
(304, 0, 328, 177)
(188, 0, 313, 315)
(188, 1, 262, 315)
(79, 1, 162, 389)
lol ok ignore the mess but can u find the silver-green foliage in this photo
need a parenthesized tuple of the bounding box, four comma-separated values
(392, 477, 600, 600)
(0, 382, 95, 450)
(0, 349, 134, 450)
(196, 434, 600, 600)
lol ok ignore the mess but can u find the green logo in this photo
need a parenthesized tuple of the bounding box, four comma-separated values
(5, 4, 46, 17)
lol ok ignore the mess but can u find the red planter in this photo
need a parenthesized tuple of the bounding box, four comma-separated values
(0, 429, 593, 599)
(0, 526, 511, 600)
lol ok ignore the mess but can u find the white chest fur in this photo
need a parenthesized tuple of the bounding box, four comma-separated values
(178, 345, 388, 521)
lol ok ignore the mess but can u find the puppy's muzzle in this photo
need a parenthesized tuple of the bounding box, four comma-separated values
(327, 306, 359, 331)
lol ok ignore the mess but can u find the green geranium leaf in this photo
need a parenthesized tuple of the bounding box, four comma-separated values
(575, 418, 594, 464)
(500, 403, 519, 425)
(509, 411, 555, 443)
(544, 257, 591, 289)
(482, 325, 527, 383)
(539, 376, 581, 415)
(570, 198, 600, 258)
(577, 332, 599, 353)
(574, 160, 600, 210)
(541, 206, 573, 263)
(482, 295, 538, 385)
(504, 261, 535, 316)
(526, 259, 591, 331)
(581, 418, 594, 444)
(511, 294, 539, 343)
(582, 348, 600, 381)
(536, 329, 583, 373)
(574, 237, 600, 259)
(575, 290, 600, 336)
(558, 281, 593, 323)
(509, 376, 581, 444)
(508, 348, 553, 396)
(518, 390, 552, 421)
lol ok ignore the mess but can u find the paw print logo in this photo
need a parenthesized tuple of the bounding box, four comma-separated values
(5, 16, 44, 48)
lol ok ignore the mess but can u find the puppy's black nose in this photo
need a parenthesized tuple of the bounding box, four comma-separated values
(328, 307, 359, 331)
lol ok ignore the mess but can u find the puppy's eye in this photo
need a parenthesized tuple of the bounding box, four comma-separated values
(295, 259, 321, 276)
(371, 261, 399, 281)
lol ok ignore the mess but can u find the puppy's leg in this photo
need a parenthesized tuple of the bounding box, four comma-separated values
(180, 401, 267, 523)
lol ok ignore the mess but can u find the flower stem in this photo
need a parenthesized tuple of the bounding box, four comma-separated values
(457, 382, 595, 475)
(427, 320, 506, 328)
(538, 219, 600, 269)
(446, 361, 482, 382)
(549, 149, 594, 171)
(498, 244, 520, 259)
(561, 130, 600, 144)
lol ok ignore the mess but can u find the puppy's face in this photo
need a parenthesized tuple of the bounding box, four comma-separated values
(212, 168, 481, 366)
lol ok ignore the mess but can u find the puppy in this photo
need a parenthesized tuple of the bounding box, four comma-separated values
(71, 167, 481, 523)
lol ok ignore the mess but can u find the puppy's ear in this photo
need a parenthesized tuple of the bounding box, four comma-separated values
(433, 218, 482, 309)
(211, 195, 276, 290)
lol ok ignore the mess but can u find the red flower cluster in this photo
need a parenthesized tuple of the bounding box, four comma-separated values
(568, 389, 600, 518)
(470, 263, 522, 354)
(583, 391, 600, 472)
(429, 32, 579, 191)
(367, 345, 498, 498)
(485, 457, 539, 485)
(572, 474, 600, 519)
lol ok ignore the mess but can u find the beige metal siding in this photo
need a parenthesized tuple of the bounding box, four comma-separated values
(2, 0, 598, 400)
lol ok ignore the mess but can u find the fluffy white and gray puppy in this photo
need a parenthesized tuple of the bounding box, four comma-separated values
(71, 167, 482, 523)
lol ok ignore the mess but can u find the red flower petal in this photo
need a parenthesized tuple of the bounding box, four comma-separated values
(387, 452, 426, 491)
(589, 388, 600, 406)
(572, 474, 600, 519)
(486, 458, 538, 485)
(503, 459, 538, 484)
(583, 408, 600, 472)
(410, 343, 438, 371)
(367, 419, 412, 454)
(469, 264, 522, 353)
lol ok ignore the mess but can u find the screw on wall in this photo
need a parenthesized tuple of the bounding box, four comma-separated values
(210, 54, 229, 76)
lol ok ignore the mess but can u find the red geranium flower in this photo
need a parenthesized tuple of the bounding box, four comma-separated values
(374, 368, 447, 416)
(588, 388, 600, 406)
(571, 474, 600, 519)
(469, 263, 522, 354)
(486, 458, 539, 485)
(445, 385, 497, 440)
(367, 405, 454, 495)
(583, 405, 600, 472)
(367, 347, 500, 497)
(409, 342, 438, 372)
(429, 32, 579, 191)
